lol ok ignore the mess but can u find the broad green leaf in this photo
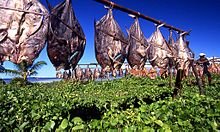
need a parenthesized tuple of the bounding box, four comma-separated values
(44, 120, 55, 131)
(71, 117, 83, 125)
(19, 121, 29, 130)
(8, 107, 14, 113)
(142, 126, 155, 132)
(60, 119, 68, 130)
(71, 124, 84, 131)
(140, 105, 147, 113)
(110, 118, 118, 126)
(155, 120, 163, 127)
(107, 128, 118, 132)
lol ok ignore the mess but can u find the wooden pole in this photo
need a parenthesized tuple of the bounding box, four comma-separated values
(94, 0, 190, 35)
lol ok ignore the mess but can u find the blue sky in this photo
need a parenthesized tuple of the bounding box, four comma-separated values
(1, 0, 220, 78)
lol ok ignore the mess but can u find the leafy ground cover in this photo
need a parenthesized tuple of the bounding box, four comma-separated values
(0, 75, 219, 131)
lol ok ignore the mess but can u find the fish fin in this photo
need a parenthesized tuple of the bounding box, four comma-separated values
(113, 54, 123, 68)
(126, 29, 130, 36)
(0, 30, 7, 42)
(114, 53, 122, 61)
(140, 58, 145, 63)
(149, 55, 158, 62)
(68, 51, 79, 63)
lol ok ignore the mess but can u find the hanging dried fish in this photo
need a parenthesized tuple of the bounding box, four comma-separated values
(93, 65, 100, 79)
(168, 30, 178, 58)
(127, 18, 148, 70)
(47, 0, 86, 71)
(0, 0, 49, 64)
(172, 32, 204, 98)
(147, 24, 173, 69)
(95, 8, 128, 74)
(175, 33, 194, 70)
(84, 65, 92, 80)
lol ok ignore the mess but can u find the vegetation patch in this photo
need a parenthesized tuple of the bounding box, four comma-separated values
(0, 75, 219, 131)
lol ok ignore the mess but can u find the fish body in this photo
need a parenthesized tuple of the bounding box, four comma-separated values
(148, 27, 172, 69)
(175, 35, 194, 70)
(0, 0, 49, 64)
(127, 18, 148, 70)
(47, 0, 86, 70)
(95, 9, 128, 73)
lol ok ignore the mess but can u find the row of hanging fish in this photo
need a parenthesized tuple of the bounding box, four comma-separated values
(0, 0, 194, 76)
(0, 0, 85, 71)
(95, 8, 149, 75)
(95, 8, 194, 75)
(56, 65, 125, 80)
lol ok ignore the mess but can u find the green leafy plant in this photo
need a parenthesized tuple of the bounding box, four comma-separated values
(0, 75, 219, 131)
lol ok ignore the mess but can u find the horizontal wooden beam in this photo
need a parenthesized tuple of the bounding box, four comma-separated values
(94, 0, 190, 34)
